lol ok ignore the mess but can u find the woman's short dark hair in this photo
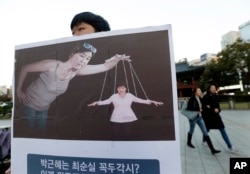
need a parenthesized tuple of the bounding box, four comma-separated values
(70, 12, 110, 32)
(116, 81, 127, 88)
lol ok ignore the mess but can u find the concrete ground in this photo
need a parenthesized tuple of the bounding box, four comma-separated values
(179, 110, 250, 174)
(1, 110, 249, 173)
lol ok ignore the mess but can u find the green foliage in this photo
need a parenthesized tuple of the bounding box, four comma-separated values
(0, 102, 13, 116)
(200, 39, 250, 91)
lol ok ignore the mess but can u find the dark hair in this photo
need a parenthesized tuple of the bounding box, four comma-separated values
(192, 88, 199, 95)
(206, 84, 217, 94)
(116, 81, 127, 88)
(70, 12, 110, 32)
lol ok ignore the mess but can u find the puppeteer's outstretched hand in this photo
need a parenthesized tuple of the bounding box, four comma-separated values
(105, 54, 131, 63)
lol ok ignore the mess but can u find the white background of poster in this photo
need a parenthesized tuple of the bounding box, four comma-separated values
(12, 25, 181, 173)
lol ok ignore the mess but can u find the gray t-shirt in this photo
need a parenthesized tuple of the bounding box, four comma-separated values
(25, 63, 73, 111)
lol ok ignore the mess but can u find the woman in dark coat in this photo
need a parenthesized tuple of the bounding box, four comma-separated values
(186, 88, 220, 154)
(202, 84, 238, 153)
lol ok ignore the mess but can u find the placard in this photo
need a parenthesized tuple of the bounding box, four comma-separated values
(12, 25, 181, 173)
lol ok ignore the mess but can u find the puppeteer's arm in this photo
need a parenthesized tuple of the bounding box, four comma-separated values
(77, 54, 131, 75)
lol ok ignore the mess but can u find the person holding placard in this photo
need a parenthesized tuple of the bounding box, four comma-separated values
(8, 11, 113, 174)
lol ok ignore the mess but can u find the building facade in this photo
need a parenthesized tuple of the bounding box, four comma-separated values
(239, 20, 250, 42)
(176, 60, 205, 97)
(221, 31, 240, 50)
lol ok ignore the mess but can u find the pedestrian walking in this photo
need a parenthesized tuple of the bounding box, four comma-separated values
(202, 84, 238, 153)
(186, 88, 221, 154)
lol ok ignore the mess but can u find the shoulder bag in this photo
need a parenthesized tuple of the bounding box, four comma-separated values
(181, 101, 198, 120)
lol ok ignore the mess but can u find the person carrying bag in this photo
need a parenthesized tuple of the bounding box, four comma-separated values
(182, 88, 220, 154)
(181, 101, 198, 120)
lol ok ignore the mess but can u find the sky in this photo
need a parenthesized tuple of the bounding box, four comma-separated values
(0, 0, 250, 86)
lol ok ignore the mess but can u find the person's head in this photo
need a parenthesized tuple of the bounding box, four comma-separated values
(207, 84, 217, 94)
(70, 12, 110, 36)
(209, 85, 217, 94)
(193, 88, 202, 97)
(69, 42, 97, 70)
(116, 82, 127, 95)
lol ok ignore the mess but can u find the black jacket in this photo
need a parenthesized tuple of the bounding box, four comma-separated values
(187, 95, 201, 112)
(202, 93, 225, 130)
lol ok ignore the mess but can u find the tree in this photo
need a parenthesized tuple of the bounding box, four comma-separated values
(218, 39, 250, 92)
(199, 59, 222, 90)
(200, 39, 250, 92)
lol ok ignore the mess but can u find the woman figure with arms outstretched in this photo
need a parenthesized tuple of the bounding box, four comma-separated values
(88, 82, 163, 123)
(88, 82, 163, 138)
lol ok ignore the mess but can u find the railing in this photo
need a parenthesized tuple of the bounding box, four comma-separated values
(177, 97, 250, 110)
